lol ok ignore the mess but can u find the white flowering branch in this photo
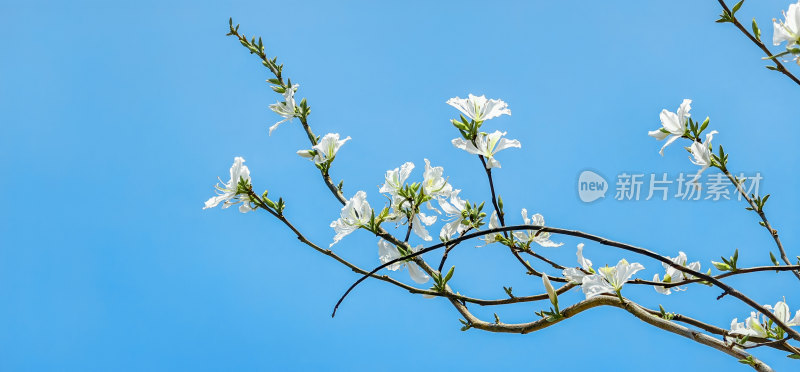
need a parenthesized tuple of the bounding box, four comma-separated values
(716, 0, 800, 85)
(206, 11, 800, 370)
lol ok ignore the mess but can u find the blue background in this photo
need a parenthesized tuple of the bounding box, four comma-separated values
(2, 0, 799, 370)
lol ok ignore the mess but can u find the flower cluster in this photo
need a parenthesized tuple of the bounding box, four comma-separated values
(728, 300, 800, 345)
(447, 94, 520, 169)
(648, 99, 721, 184)
(378, 161, 440, 241)
(562, 243, 644, 299)
(213, 20, 800, 366)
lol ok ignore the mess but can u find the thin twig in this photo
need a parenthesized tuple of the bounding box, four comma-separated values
(631, 264, 800, 288)
(716, 0, 800, 86)
(718, 166, 800, 280)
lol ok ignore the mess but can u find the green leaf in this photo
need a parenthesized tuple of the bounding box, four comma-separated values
(752, 18, 761, 41)
(770, 252, 780, 266)
(738, 355, 756, 366)
(699, 117, 709, 134)
(712, 261, 731, 271)
(731, 0, 744, 16)
(444, 266, 455, 284)
(788, 353, 800, 359)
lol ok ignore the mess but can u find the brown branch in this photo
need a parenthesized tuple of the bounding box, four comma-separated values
(631, 264, 800, 288)
(476, 155, 567, 282)
(449, 295, 774, 372)
(718, 166, 800, 280)
(337, 224, 800, 340)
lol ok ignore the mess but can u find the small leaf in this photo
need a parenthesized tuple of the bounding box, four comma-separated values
(770, 252, 780, 266)
(699, 117, 710, 134)
(731, 0, 744, 15)
(752, 18, 761, 41)
(712, 261, 731, 271)
(444, 266, 455, 284)
(738, 355, 756, 366)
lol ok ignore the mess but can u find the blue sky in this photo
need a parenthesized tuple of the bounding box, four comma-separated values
(2, 0, 799, 370)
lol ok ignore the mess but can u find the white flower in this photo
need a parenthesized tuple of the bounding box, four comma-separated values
(377, 161, 438, 241)
(378, 240, 429, 284)
(329, 191, 372, 247)
(562, 243, 594, 284)
(648, 99, 691, 156)
(512, 209, 563, 247)
(688, 130, 718, 184)
(446, 94, 511, 122)
(580, 259, 644, 299)
(422, 159, 452, 199)
(653, 251, 702, 295)
(773, 1, 800, 48)
(728, 316, 766, 346)
(542, 274, 558, 307)
(728, 312, 770, 345)
(379, 162, 415, 204)
(451, 130, 521, 169)
(481, 210, 502, 245)
(297, 133, 351, 165)
(438, 190, 469, 239)
(410, 212, 437, 242)
(203, 156, 254, 213)
(771, 300, 800, 327)
(268, 83, 299, 135)
(728, 299, 800, 344)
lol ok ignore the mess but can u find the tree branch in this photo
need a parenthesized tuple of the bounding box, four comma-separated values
(716, 0, 800, 86)
(337, 224, 800, 340)
(718, 166, 800, 280)
(449, 295, 773, 371)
